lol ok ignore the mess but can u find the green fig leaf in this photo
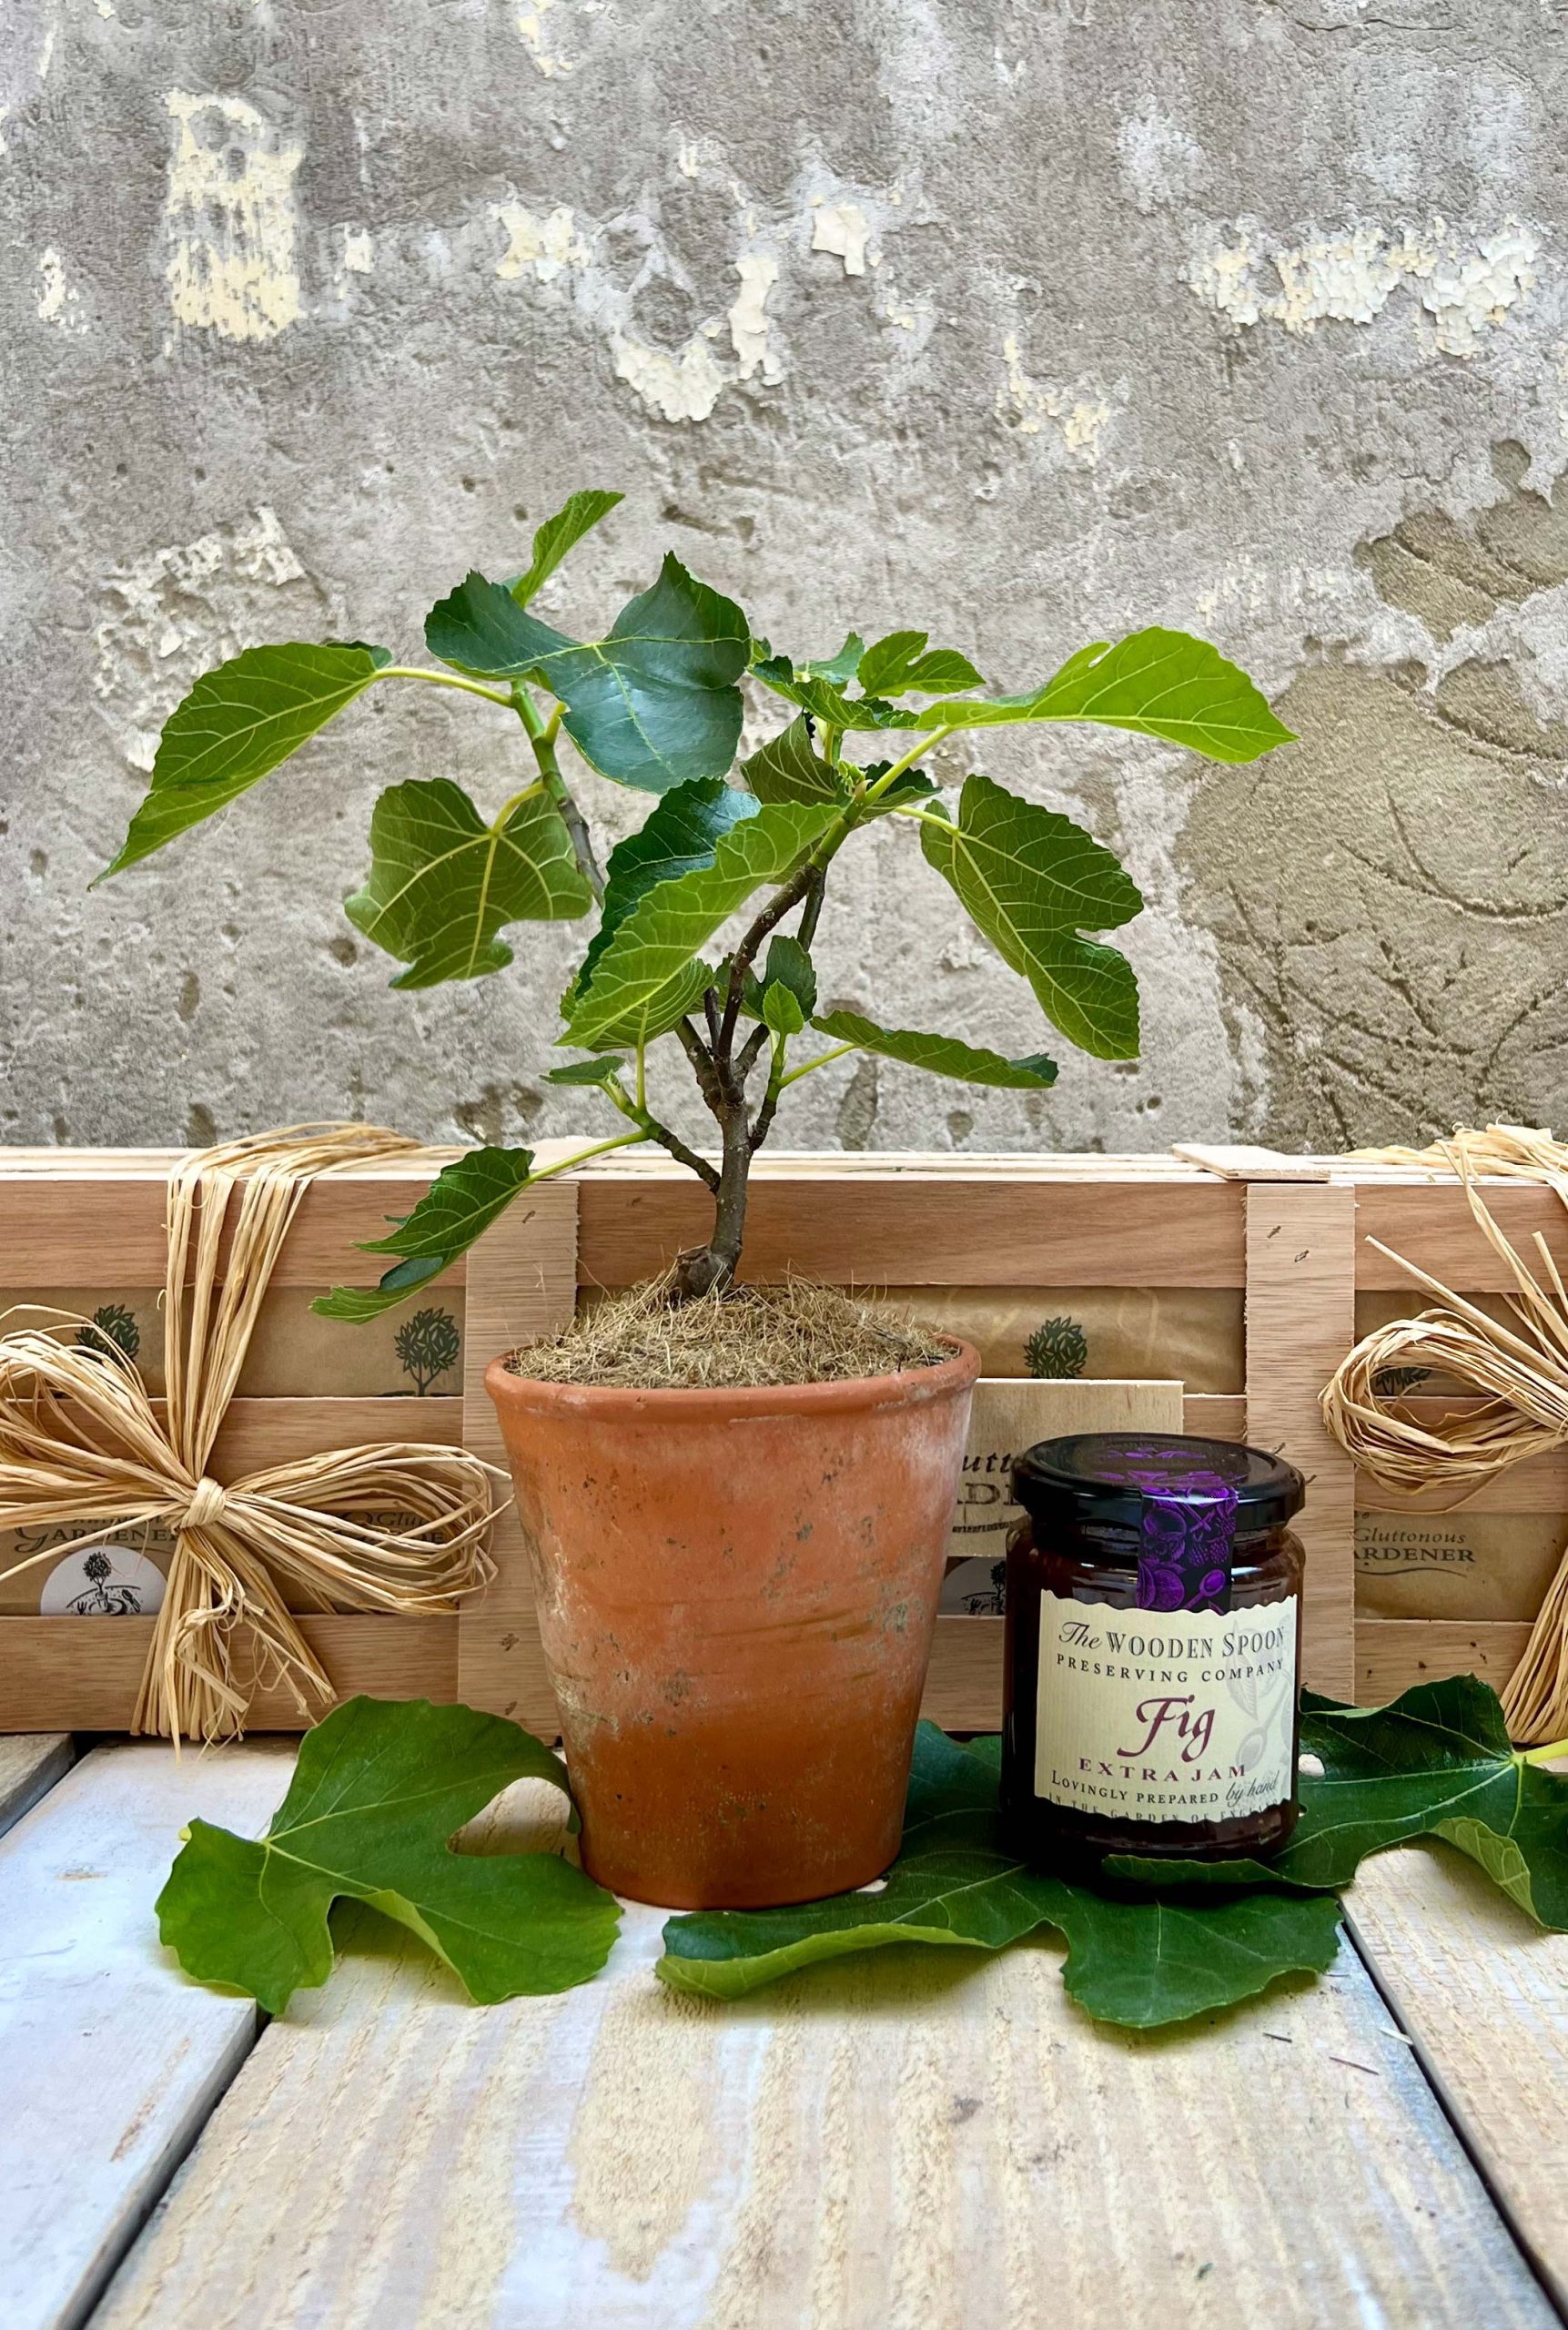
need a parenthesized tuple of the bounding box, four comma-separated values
(753, 655, 906, 733)
(759, 933, 816, 1016)
(915, 627, 1295, 762)
(857, 630, 984, 697)
(313, 1147, 535, 1321)
(762, 980, 806, 1036)
(657, 1726, 1340, 2028)
(1107, 1677, 1568, 1926)
(426, 556, 750, 793)
(804, 633, 866, 684)
(582, 778, 759, 989)
(742, 714, 850, 805)
(545, 1056, 628, 1087)
(345, 778, 592, 988)
(505, 488, 622, 605)
(157, 1696, 620, 2014)
(811, 1008, 1058, 1089)
(102, 642, 391, 876)
(563, 802, 840, 1049)
(920, 775, 1142, 1059)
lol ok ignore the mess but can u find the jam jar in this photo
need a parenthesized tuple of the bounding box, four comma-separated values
(1001, 1432, 1305, 1867)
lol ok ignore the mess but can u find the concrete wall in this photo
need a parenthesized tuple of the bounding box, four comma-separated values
(4, 0, 1563, 1157)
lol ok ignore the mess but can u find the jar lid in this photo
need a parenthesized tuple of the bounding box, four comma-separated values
(1012, 1431, 1305, 1539)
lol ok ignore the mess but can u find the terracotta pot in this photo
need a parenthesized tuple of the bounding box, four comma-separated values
(486, 1340, 979, 1909)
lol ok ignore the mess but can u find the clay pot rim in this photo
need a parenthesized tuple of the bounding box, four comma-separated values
(485, 1334, 980, 1420)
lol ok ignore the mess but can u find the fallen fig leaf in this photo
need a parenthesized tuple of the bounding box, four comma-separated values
(656, 1724, 1340, 2027)
(157, 1696, 620, 2014)
(1105, 1675, 1568, 1922)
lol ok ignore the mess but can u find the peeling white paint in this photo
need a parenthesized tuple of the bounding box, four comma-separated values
(340, 226, 373, 275)
(94, 507, 327, 771)
(164, 92, 303, 343)
(996, 332, 1118, 461)
(1117, 100, 1203, 215)
(516, 0, 574, 76)
(1189, 217, 1539, 356)
(728, 248, 780, 380)
(493, 200, 584, 282)
(611, 330, 727, 423)
(812, 201, 876, 276)
(36, 248, 86, 332)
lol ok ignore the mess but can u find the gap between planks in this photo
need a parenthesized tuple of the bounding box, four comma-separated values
(1344, 1845, 1568, 2321)
(0, 1740, 293, 2330)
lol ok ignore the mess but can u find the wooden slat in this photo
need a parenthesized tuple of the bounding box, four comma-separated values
(924, 1614, 1002, 1729)
(206, 1396, 464, 1470)
(0, 1167, 460, 1286)
(0, 1735, 72, 1836)
(1357, 1618, 1532, 1705)
(575, 1171, 1247, 1288)
(1347, 1842, 1568, 2315)
(93, 1778, 1553, 2330)
(1185, 1392, 1246, 1436)
(0, 1739, 293, 2330)
(456, 1181, 577, 1731)
(1356, 1454, 1568, 1513)
(1171, 1142, 1333, 1181)
(0, 1617, 456, 1732)
(1356, 1181, 1568, 1290)
(1246, 1183, 1359, 1699)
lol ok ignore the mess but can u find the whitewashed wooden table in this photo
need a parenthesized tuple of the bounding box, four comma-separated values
(5, 1735, 1567, 2330)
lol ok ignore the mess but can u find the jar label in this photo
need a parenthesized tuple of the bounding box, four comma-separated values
(1033, 1589, 1299, 1825)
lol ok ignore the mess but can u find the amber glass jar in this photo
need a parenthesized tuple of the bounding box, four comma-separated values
(1001, 1433, 1305, 1868)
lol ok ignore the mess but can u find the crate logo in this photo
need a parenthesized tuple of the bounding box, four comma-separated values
(39, 1544, 166, 1617)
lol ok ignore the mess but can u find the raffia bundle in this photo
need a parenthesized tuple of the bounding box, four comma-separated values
(1320, 1125, 1568, 1743)
(0, 1125, 496, 1744)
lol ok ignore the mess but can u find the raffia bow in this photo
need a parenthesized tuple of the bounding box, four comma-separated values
(1320, 1126, 1568, 1745)
(0, 1125, 496, 1743)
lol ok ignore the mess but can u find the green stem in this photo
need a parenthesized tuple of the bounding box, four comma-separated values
(377, 665, 516, 708)
(857, 732, 948, 808)
(1520, 1735, 1568, 1765)
(510, 684, 604, 902)
(778, 1041, 857, 1090)
(526, 1130, 650, 1181)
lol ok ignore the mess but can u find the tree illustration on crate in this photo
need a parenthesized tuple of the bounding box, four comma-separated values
(395, 1305, 460, 1394)
(75, 1303, 140, 1363)
(68, 1548, 145, 1616)
(1025, 1315, 1088, 1379)
(1372, 1364, 1432, 1398)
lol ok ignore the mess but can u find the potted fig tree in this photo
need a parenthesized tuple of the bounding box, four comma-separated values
(103, 488, 1291, 1908)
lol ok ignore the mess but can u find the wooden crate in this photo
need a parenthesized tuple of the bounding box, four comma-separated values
(0, 1144, 1552, 1734)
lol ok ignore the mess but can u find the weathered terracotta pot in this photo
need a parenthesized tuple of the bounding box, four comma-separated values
(485, 1341, 979, 1909)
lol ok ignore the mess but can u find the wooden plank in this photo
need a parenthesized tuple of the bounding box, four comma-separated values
(0, 1738, 293, 2330)
(1171, 1142, 1333, 1181)
(575, 1171, 1247, 1289)
(1245, 1183, 1358, 1700)
(0, 1734, 72, 1836)
(93, 1778, 1553, 2330)
(1186, 1392, 1247, 1437)
(923, 1614, 1002, 1729)
(0, 1166, 461, 1287)
(1356, 1181, 1568, 1290)
(206, 1396, 464, 1469)
(1356, 1452, 1568, 1511)
(456, 1181, 577, 1732)
(0, 1616, 456, 1732)
(1357, 1617, 1532, 1705)
(1347, 1841, 1568, 2315)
